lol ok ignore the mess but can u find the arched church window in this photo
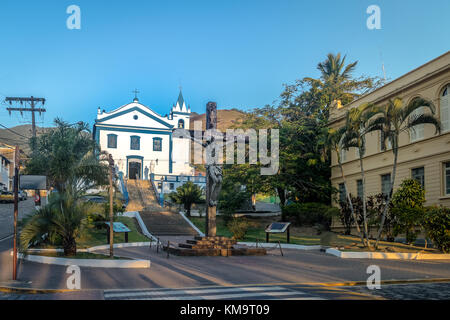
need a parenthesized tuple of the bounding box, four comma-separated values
(178, 119, 185, 129)
(441, 84, 450, 132)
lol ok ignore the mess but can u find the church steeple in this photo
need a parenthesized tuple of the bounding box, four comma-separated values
(174, 88, 187, 112)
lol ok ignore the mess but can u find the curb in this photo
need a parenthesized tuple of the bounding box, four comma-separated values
(2, 278, 449, 295)
(326, 248, 450, 260)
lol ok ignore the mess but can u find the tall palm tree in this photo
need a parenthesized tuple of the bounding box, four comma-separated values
(327, 127, 366, 246)
(367, 97, 441, 248)
(342, 104, 378, 248)
(169, 181, 204, 217)
(317, 53, 358, 84)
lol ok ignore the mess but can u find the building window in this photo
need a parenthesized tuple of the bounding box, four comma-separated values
(410, 101, 425, 142)
(157, 182, 162, 189)
(412, 167, 425, 188)
(441, 84, 450, 133)
(130, 136, 140, 150)
(338, 183, 346, 203)
(153, 138, 162, 151)
(107, 134, 117, 149)
(178, 119, 185, 129)
(169, 183, 175, 191)
(381, 174, 391, 197)
(445, 162, 450, 196)
(357, 179, 363, 199)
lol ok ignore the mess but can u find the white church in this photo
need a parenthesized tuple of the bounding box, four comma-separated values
(93, 91, 198, 191)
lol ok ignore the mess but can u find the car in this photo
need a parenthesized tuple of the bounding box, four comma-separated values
(82, 195, 107, 204)
(0, 191, 14, 203)
(19, 190, 28, 201)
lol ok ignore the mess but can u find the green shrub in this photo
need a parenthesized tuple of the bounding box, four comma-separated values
(391, 206, 425, 244)
(227, 218, 249, 240)
(282, 202, 333, 230)
(424, 207, 450, 253)
(391, 179, 426, 244)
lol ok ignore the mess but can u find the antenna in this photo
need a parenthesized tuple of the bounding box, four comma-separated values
(380, 51, 387, 82)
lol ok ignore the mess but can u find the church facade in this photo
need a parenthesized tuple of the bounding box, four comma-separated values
(93, 91, 194, 180)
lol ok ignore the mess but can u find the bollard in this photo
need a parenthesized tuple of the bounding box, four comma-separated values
(157, 237, 160, 253)
(278, 240, 284, 256)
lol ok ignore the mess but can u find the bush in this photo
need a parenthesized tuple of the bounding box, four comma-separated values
(227, 218, 249, 240)
(392, 179, 426, 208)
(424, 207, 450, 253)
(391, 179, 426, 244)
(282, 202, 333, 230)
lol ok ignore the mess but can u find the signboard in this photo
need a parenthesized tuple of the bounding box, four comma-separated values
(105, 222, 131, 233)
(19, 175, 47, 190)
(265, 222, 291, 233)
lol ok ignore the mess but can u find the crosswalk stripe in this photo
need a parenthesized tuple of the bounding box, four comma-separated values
(104, 286, 290, 299)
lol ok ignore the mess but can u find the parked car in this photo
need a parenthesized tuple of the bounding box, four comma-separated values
(82, 195, 107, 204)
(0, 191, 14, 203)
(19, 190, 28, 201)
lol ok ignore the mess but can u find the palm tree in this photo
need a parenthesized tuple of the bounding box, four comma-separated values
(317, 53, 358, 84)
(342, 104, 378, 248)
(367, 97, 441, 248)
(169, 181, 204, 217)
(20, 187, 89, 256)
(327, 127, 366, 246)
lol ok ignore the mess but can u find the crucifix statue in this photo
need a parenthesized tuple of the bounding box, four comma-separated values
(204, 102, 222, 237)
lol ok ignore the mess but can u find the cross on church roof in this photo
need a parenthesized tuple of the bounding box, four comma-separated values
(132, 89, 140, 102)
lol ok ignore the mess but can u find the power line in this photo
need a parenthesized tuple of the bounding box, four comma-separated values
(0, 123, 30, 139)
(5, 96, 46, 139)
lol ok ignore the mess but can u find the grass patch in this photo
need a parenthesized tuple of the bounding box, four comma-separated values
(77, 216, 149, 248)
(189, 216, 321, 246)
(34, 216, 149, 250)
(188, 216, 443, 253)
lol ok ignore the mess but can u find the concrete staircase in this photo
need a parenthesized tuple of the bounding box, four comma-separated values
(125, 179, 198, 236)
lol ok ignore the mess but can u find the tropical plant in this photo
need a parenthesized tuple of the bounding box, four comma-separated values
(25, 118, 108, 193)
(168, 181, 204, 217)
(227, 217, 249, 240)
(366, 97, 441, 248)
(341, 104, 379, 247)
(423, 206, 450, 253)
(20, 188, 90, 256)
(327, 127, 365, 244)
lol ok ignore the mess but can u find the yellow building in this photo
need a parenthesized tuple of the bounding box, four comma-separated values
(329, 51, 450, 221)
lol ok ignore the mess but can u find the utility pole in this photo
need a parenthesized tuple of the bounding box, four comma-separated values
(108, 154, 115, 258)
(5, 97, 46, 147)
(12, 145, 19, 280)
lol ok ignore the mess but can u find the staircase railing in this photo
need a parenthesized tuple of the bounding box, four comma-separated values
(118, 172, 129, 206)
(149, 174, 164, 207)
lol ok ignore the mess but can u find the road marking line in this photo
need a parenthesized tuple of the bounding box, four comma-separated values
(130, 291, 316, 300)
(105, 286, 290, 298)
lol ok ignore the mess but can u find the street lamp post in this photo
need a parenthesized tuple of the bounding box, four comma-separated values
(12, 145, 19, 280)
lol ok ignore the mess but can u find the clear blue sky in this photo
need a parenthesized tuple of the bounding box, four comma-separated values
(0, 0, 448, 129)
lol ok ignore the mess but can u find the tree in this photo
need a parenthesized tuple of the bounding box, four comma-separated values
(169, 181, 204, 217)
(25, 118, 108, 192)
(367, 97, 441, 248)
(341, 104, 378, 247)
(327, 126, 365, 245)
(20, 186, 89, 256)
(391, 179, 426, 244)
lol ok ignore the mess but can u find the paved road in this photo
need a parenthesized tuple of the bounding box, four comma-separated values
(0, 199, 35, 241)
(1, 282, 449, 300)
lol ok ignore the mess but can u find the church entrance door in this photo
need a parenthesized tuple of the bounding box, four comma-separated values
(128, 161, 141, 180)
